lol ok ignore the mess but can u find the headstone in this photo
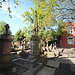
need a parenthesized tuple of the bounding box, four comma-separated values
(26, 40, 36, 63)
(0, 24, 13, 63)
(30, 40, 34, 55)
(31, 35, 40, 57)
(21, 38, 25, 51)
(49, 44, 52, 51)
(0, 24, 13, 55)
(31, 10, 41, 58)
(46, 40, 49, 52)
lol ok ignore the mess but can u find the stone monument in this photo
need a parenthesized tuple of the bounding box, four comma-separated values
(21, 38, 25, 51)
(31, 10, 40, 58)
(26, 39, 36, 63)
(0, 24, 13, 55)
(0, 24, 13, 63)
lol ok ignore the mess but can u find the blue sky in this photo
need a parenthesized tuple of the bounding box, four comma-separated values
(0, 0, 34, 35)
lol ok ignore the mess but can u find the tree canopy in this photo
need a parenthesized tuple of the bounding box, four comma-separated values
(0, 21, 12, 35)
(55, 0, 75, 22)
(21, 0, 68, 42)
(28, 0, 57, 27)
(15, 26, 33, 42)
(15, 29, 24, 41)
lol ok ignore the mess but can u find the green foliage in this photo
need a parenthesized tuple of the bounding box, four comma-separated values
(0, 2, 2, 8)
(38, 27, 46, 38)
(0, 21, 12, 35)
(22, 0, 58, 29)
(56, 20, 67, 36)
(22, 26, 33, 42)
(0, 22, 5, 35)
(22, 7, 34, 24)
(15, 29, 24, 41)
(29, 0, 57, 27)
(15, 26, 33, 42)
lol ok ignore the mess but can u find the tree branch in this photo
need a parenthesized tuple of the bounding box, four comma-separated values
(63, 17, 75, 19)
(56, 8, 75, 11)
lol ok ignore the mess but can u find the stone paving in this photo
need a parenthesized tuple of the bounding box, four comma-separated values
(37, 48, 75, 75)
(37, 67, 55, 75)
(46, 59, 59, 68)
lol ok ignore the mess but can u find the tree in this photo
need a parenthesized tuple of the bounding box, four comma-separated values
(55, 0, 75, 21)
(0, 0, 21, 18)
(0, 21, 12, 35)
(56, 20, 67, 36)
(22, 0, 58, 29)
(15, 29, 24, 41)
(30, 0, 57, 27)
(22, 7, 34, 24)
(15, 26, 33, 42)
(22, 26, 33, 42)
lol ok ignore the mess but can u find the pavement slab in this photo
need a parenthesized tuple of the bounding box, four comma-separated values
(37, 66, 55, 75)
(46, 59, 60, 68)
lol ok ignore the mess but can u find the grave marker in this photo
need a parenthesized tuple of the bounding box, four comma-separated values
(0, 24, 13, 55)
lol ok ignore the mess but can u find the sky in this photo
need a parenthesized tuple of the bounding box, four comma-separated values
(0, 0, 34, 35)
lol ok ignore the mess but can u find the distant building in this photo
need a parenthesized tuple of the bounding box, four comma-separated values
(61, 21, 75, 48)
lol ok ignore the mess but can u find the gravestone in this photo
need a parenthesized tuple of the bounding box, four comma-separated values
(0, 24, 13, 63)
(31, 35, 40, 57)
(49, 44, 52, 51)
(0, 24, 13, 55)
(31, 10, 41, 58)
(21, 38, 25, 51)
(26, 40, 36, 63)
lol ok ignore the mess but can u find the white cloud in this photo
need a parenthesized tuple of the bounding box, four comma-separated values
(11, 11, 24, 20)
(1, 2, 24, 20)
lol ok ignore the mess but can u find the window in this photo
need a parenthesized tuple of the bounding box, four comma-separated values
(68, 37, 74, 45)
(68, 26, 73, 34)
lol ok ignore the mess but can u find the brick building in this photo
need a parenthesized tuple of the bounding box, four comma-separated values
(61, 21, 75, 48)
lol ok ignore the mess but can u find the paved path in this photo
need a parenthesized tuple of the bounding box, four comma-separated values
(37, 66, 55, 75)
(37, 57, 75, 75)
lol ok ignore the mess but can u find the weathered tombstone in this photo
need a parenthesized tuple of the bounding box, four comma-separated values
(21, 38, 25, 51)
(26, 40, 36, 63)
(0, 24, 13, 63)
(29, 40, 34, 56)
(49, 44, 52, 51)
(31, 10, 41, 58)
(0, 24, 13, 55)
(31, 35, 40, 57)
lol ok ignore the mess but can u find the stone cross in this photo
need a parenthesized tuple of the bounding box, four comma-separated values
(5, 24, 10, 33)
(30, 41, 34, 55)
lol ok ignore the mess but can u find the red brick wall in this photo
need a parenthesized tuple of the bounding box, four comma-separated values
(61, 22, 75, 48)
